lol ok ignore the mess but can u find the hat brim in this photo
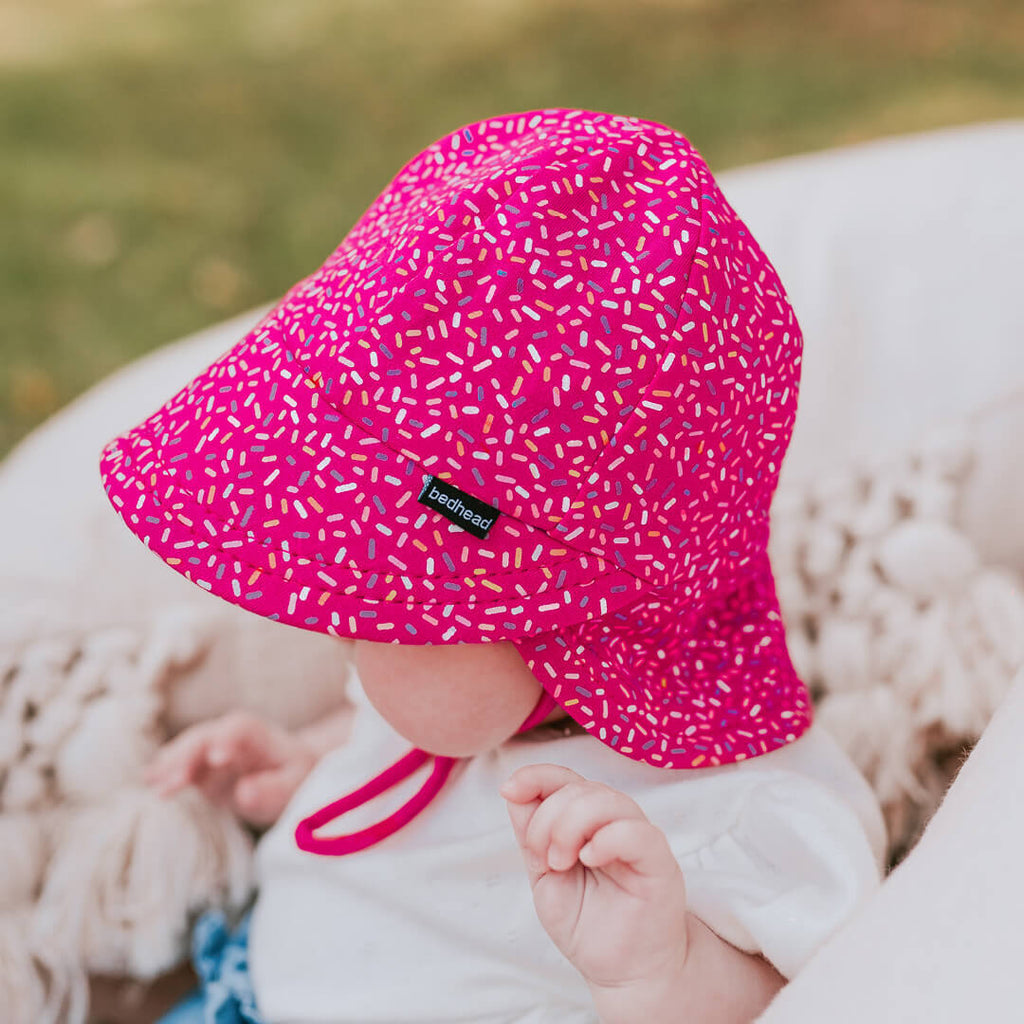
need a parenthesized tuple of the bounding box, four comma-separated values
(99, 315, 647, 644)
(512, 550, 813, 769)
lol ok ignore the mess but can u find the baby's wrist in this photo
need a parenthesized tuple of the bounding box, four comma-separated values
(587, 961, 689, 1024)
(587, 912, 786, 1024)
(585, 916, 693, 1024)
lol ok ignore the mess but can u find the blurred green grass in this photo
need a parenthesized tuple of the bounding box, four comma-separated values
(2, 0, 1023, 457)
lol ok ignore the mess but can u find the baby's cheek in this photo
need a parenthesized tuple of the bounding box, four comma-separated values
(353, 640, 542, 756)
(361, 679, 520, 756)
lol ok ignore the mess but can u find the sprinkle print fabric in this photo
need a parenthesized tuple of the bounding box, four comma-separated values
(100, 108, 812, 768)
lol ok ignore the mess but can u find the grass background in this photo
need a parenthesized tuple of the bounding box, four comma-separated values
(2, 0, 1023, 459)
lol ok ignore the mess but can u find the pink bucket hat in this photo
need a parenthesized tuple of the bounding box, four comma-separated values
(100, 108, 812, 776)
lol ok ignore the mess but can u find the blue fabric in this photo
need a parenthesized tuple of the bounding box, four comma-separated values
(156, 908, 263, 1024)
(156, 989, 205, 1024)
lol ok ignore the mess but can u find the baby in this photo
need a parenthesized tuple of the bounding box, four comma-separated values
(101, 109, 887, 1023)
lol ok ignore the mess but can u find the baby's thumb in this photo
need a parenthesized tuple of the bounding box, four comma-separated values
(233, 766, 302, 827)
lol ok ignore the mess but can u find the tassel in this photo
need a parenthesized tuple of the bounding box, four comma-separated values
(35, 787, 255, 980)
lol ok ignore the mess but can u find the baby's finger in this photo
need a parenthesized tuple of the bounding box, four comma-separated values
(504, 797, 550, 883)
(145, 724, 220, 792)
(579, 817, 681, 881)
(202, 712, 281, 772)
(233, 763, 306, 828)
(530, 783, 645, 871)
(501, 766, 586, 881)
(188, 716, 286, 805)
(146, 712, 274, 796)
(501, 765, 584, 861)
(192, 761, 240, 806)
(500, 763, 586, 805)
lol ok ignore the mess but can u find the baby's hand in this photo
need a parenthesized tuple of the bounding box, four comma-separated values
(501, 764, 690, 995)
(144, 711, 318, 827)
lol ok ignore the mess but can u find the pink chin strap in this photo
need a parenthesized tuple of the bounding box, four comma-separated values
(294, 690, 559, 856)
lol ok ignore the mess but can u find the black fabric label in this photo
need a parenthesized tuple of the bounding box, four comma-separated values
(417, 476, 499, 540)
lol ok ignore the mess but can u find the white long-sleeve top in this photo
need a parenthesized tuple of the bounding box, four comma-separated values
(249, 672, 886, 1023)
